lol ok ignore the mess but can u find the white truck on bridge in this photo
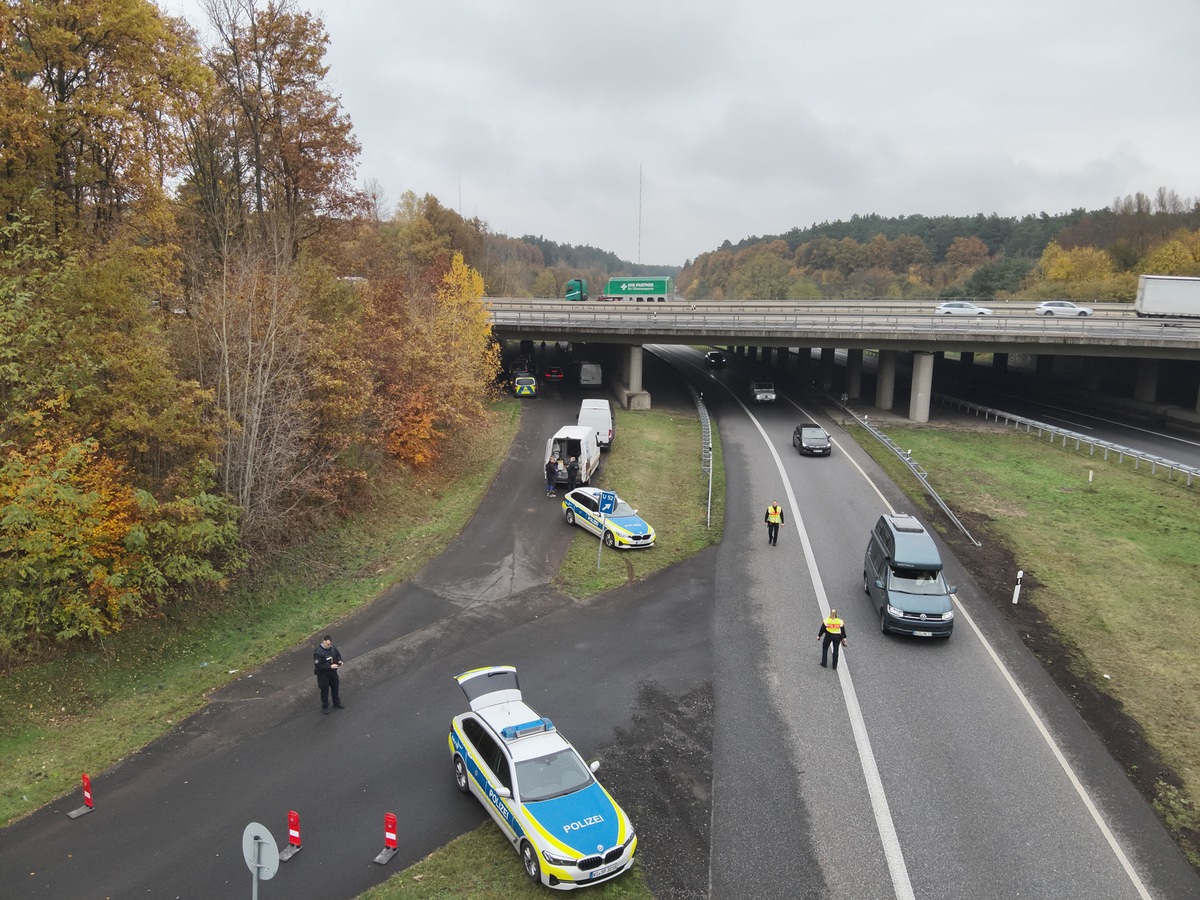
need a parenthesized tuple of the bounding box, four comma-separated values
(1135, 274, 1200, 318)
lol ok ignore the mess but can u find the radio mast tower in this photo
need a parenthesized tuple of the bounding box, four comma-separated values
(637, 165, 643, 265)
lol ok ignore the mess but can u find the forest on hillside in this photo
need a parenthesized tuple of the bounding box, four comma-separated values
(679, 192, 1200, 301)
(0, 0, 672, 656)
(2, 0, 1196, 657)
(0, 0, 535, 654)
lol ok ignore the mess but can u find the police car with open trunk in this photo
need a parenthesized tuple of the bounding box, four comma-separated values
(449, 666, 638, 890)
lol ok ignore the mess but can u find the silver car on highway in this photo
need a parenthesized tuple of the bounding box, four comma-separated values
(1034, 300, 1094, 316)
(935, 301, 993, 316)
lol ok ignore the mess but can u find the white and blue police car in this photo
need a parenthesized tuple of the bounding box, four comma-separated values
(449, 666, 638, 890)
(561, 487, 656, 549)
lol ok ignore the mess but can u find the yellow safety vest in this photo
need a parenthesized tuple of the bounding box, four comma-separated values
(824, 616, 843, 635)
(767, 505, 782, 524)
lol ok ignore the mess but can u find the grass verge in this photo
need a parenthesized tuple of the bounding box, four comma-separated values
(0, 401, 522, 826)
(853, 424, 1200, 865)
(555, 405, 725, 597)
(363, 401, 718, 898)
(358, 824, 650, 899)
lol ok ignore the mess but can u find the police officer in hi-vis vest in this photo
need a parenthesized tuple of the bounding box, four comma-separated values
(818, 610, 848, 669)
(764, 501, 784, 545)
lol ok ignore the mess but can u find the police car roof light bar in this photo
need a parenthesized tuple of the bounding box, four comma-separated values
(501, 717, 555, 741)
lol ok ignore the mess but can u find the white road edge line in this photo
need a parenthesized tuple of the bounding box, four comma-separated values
(658, 347, 913, 897)
(739, 397, 916, 900)
(775, 390, 1152, 899)
(659, 345, 1152, 899)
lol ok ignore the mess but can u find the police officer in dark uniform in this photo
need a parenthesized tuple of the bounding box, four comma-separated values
(313, 635, 345, 714)
(764, 501, 784, 545)
(818, 610, 848, 669)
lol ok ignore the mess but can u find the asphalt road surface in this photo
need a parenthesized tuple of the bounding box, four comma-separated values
(658, 344, 1198, 900)
(2, 347, 1198, 899)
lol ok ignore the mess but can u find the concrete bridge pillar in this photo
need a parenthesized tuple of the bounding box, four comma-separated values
(846, 349, 863, 399)
(993, 352, 1009, 373)
(820, 348, 837, 390)
(627, 344, 643, 392)
(960, 351, 974, 369)
(612, 344, 651, 409)
(1134, 358, 1158, 403)
(909, 351, 934, 423)
(876, 349, 897, 411)
(795, 347, 810, 376)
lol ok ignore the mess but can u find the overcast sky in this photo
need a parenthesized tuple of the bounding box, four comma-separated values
(164, 0, 1200, 266)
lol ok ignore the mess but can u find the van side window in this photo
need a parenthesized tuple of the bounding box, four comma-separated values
(868, 541, 884, 575)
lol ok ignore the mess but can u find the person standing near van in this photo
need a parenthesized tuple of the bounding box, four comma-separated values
(818, 611, 848, 669)
(545, 456, 558, 497)
(764, 501, 784, 545)
(566, 456, 579, 492)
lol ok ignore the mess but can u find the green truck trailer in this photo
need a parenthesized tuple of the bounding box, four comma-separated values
(601, 276, 675, 302)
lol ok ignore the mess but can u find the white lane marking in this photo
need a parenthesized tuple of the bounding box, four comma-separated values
(676, 353, 914, 898)
(661, 346, 1153, 898)
(775, 389, 1153, 898)
(742, 402, 915, 900)
(949, 602, 1154, 899)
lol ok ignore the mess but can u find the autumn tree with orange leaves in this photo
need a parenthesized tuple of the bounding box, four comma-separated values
(365, 253, 499, 467)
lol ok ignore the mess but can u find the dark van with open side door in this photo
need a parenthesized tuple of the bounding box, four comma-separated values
(863, 513, 955, 638)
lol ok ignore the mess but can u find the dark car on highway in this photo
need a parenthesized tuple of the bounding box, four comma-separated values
(704, 350, 727, 368)
(793, 423, 832, 456)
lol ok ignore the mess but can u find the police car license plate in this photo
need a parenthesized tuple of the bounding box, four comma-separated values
(913, 630, 933, 637)
(590, 862, 620, 880)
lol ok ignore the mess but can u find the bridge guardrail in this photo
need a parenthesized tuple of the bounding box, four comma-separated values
(486, 303, 1200, 346)
(688, 385, 715, 528)
(835, 402, 981, 546)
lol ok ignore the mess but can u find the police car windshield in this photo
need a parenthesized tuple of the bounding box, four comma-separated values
(611, 500, 637, 518)
(888, 568, 947, 595)
(516, 749, 594, 802)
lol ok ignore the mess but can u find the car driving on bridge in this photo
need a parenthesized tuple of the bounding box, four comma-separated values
(1034, 300, 1094, 316)
(449, 666, 638, 890)
(935, 301, 993, 316)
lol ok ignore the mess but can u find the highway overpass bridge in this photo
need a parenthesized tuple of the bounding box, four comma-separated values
(487, 298, 1200, 422)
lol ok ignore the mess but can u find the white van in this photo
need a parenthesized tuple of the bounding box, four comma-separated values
(545, 425, 601, 486)
(577, 362, 602, 386)
(578, 399, 615, 450)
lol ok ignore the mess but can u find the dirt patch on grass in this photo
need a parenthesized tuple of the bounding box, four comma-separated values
(600, 681, 713, 900)
(935, 507, 1200, 870)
